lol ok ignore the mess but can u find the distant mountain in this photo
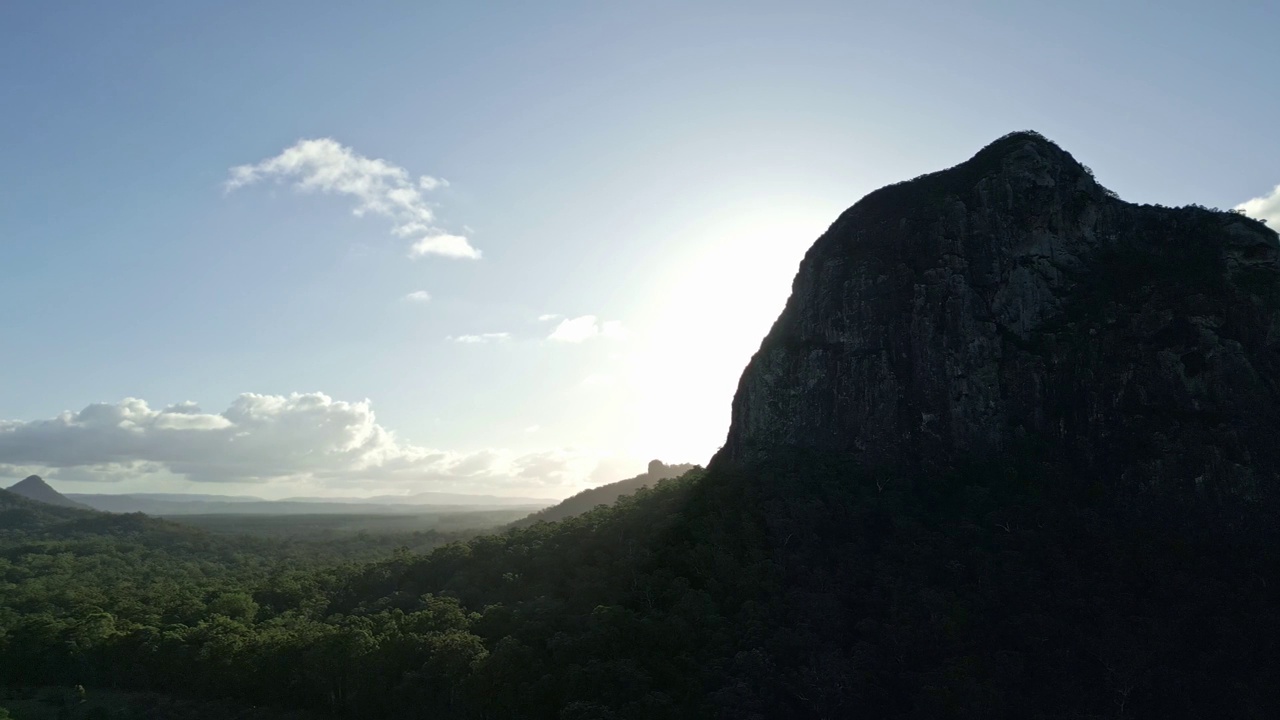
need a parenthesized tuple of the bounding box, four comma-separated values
(68, 494, 265, 515)
(69, 493, 553, 516)
(1, 485, 97, 531)
(111, 492, 268, 503)
(5, 475, 92, 510)
(509, 460, 698, 528)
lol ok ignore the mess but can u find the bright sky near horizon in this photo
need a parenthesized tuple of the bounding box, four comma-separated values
(2, 1, 1278, 499)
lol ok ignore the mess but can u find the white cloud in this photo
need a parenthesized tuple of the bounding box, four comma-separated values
(524, 425, 541, 433)
(550, 316, 598, 342)
(418, 176, 449, 191)
(0, 394, 431, 484)
(547, 315, 627, 343)
(450, 332, 511, 344)
(537, 314, 561, 322)
(404, 290, 432, 303)
(0, 394, 607, 492)
(1237, 185, 1280, 228)
(226, 138, 481, 260)
(409, 234, 481, 260)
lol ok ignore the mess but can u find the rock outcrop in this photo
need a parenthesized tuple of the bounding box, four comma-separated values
(717, 131, 1280, 500)
(509, 460, 698, 528)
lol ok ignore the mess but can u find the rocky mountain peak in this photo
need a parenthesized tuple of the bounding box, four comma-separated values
(716, 131, 1280, 501)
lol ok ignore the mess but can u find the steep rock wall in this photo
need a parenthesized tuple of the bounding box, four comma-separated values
(717, 132, 1280, 499)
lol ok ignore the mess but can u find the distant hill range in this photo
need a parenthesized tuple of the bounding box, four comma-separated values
(5, 475, 92, 511)
(7, 467, 694, 521)
(67, 491, 557, 516)
(509, 460, 698, 528)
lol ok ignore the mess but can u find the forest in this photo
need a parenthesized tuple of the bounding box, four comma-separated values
(3, 450, 1278, 719)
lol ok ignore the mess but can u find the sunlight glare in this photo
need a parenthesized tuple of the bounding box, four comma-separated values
(625, 199, 839, 463)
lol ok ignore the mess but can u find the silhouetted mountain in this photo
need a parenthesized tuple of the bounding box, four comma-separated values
(718, 130, 1280, 503)
(508, 460, 698, 528)
(5, 475, 91, 510)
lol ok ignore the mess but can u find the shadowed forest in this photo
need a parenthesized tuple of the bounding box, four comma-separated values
(3, 450, 1278, 718)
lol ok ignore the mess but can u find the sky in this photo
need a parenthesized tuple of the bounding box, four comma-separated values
(2, 0, 1278, 499)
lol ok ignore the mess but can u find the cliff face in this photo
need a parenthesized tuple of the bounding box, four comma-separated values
(717, 132, 1280, 499)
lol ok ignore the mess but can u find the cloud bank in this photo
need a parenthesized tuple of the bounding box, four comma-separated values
(227, 138, 481, 259)
(0, 394, 592, 491)
(1237, 185, 1280, 228)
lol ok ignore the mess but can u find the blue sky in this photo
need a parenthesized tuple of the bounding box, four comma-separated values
(2, 0, 1278, 498)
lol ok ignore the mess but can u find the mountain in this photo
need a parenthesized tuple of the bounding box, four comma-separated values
(718, 130, 1280, 502)
(101, 492, 268, 502)
(1, 486, 96, 531)
(508, 460, 698, 528)
(5, 475, 92, 510)
(69, 494, 550, 516)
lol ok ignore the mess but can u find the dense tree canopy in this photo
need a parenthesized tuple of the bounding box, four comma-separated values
(2, 454, 1278, 719)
